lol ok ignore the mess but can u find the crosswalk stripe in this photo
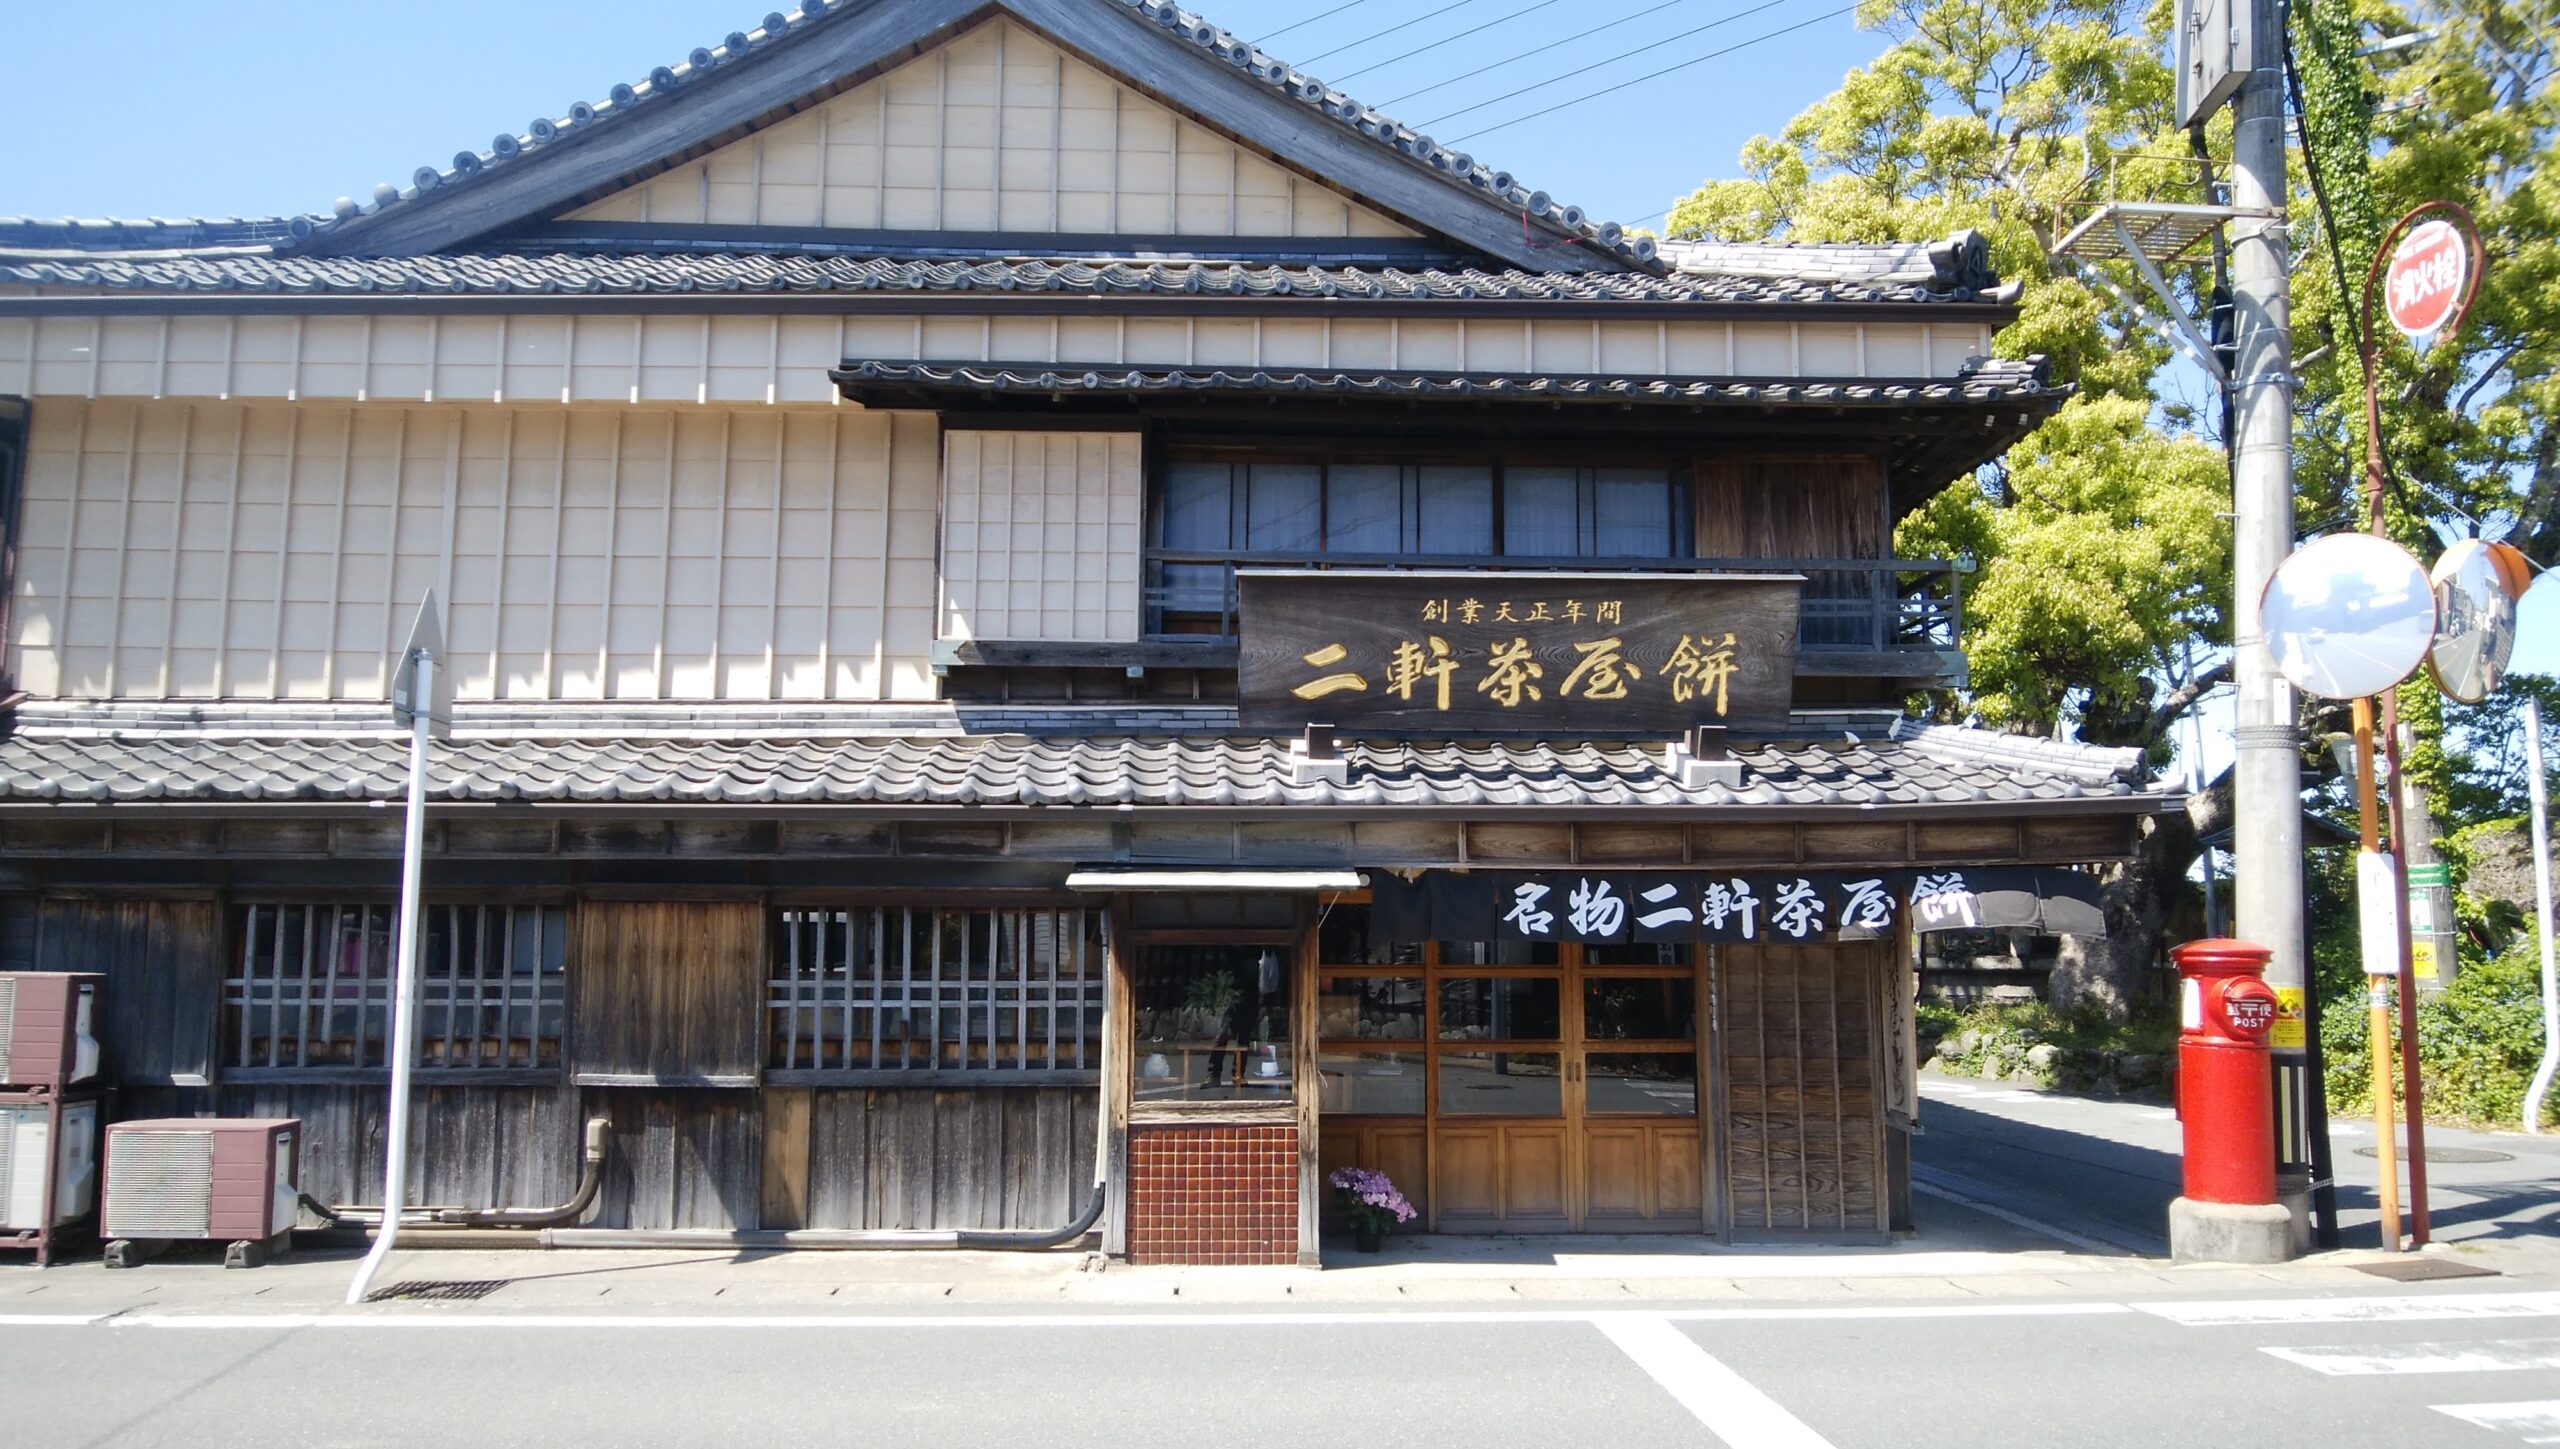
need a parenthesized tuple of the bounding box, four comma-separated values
(1593, 1313, 1837, 1449)
(2139, 1292, 2560, 1328)
(2265, 1337, 2560, 1376)
(2433, 1400, 2560, 1443)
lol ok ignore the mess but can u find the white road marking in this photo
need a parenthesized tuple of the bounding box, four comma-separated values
(1593, 1312, 1836, 1449)
(2265, 1337, 2560, 1376)
(75, 1302, 2137, 1332)
(2142, 1292, 2560, 1327)
(0, 1314, 103, 1326)
(2434, 1399, 2560, 1443)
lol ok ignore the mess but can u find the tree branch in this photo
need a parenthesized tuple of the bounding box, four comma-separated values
(2143, 654, 2234, 743)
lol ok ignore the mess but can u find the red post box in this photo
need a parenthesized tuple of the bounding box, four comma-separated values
(2172, 938, 2281, 1205)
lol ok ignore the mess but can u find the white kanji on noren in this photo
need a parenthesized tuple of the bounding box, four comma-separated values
(1771, 877, 1824, 940)
(1504, 880, 1556, 936)
(1838, 876, 1894, 931)
(1567, 877, 1626, 937)
(1913, 871, 1978, 928)
(1700, 879, 1760, 938)
(1634, 881, 1695, 929)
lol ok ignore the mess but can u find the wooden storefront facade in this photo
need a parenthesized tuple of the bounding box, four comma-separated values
(0, 0, 2168, 1265)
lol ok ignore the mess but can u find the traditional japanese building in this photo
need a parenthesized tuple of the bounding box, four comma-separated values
(0, 0, 2169, 1264)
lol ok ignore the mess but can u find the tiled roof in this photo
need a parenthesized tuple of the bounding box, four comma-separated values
(87, 1, 1645, 270)
(831, 357, 2060, 407)
(0, 709, 2160, 812)
(0, 249, 2005, 307)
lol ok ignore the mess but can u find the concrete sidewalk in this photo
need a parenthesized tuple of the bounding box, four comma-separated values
(3, 1227, 2533, 1318)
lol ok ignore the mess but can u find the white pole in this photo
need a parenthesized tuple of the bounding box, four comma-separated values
(347, 650, 433, 1304)
(2523, 696, 2559, 1134)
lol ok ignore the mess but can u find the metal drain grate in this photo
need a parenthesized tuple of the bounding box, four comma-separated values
(2353, 1145, 2514, 1165)
(366, 1279, 509, 1302)
(2353, 1257, 2501, 1282)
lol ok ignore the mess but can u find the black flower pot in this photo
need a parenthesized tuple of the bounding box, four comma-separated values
(1353, 1218, 1386, 1253)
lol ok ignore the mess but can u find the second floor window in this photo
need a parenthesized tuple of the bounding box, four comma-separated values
(1158, 459, 1692, 561)
(1153, 457, 1692, 634)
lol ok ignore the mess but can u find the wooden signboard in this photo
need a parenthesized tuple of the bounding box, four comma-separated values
(1236, 569, 1802, 733)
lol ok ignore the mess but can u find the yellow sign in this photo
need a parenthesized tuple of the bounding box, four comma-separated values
(2268, 985, 2307, 1051)
(2412, 938, 2440, 982)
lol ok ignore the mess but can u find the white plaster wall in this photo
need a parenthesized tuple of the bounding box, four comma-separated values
(938, 430, 1141, 643)
(13, 400, 941, 702)
(562, 19, 1412, 239)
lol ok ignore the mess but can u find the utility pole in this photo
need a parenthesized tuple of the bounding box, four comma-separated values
(2225, 0, 2313, 1233)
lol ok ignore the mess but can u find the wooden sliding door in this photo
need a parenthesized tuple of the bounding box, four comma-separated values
(1719, 940, 1888, 1235)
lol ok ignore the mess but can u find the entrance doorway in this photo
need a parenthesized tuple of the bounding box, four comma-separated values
(1316, 933, 1704, 1234)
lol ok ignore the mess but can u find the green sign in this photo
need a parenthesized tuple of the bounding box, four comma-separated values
(2409, 862, 2452, 888)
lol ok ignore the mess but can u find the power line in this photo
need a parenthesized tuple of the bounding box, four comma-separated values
(1253, 1, 1373, 46)
(1301, 0, 1489, 69)
(1329, 0, 1575, 84)
(1447, 4, 1858, 143)
(1377, 0, 1697, 108)
(1422, 0, 1804, 128)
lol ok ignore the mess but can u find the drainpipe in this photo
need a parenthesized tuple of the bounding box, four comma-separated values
(303, 1117, 607, 1229)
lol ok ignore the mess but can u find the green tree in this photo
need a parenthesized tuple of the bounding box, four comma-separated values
(1669, 0, 2230, 1015)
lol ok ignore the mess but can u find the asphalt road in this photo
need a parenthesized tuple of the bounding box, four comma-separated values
(15, 1290, 2560, 1448)
(1910, 1070, 2560, 1254)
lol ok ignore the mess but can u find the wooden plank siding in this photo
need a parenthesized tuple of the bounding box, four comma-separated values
(776, 1086, 1096, 1231)
(29, 896, 222, 1086)
(571, 899, 768, 1087)
(1717, 940, 1888, 1235)
(1693, 454, 1890, 560)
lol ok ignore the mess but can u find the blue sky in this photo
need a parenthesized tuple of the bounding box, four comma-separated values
(3, 0, 2548, 749)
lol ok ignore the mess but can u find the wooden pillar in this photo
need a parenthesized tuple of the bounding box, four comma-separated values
(1699, 939, 1729, 1241)
(1294, 897, 1322, 1268)
(1100, 898, 1133, 1258)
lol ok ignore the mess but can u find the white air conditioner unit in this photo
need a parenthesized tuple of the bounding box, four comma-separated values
(0, 1099, 98, 1231)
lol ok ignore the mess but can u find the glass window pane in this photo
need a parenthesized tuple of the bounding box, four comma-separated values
(1502, 467, 1580, 556)
(1438, 977, 1561, 1041)
(1593, 468, 1675, 557)
(1582, 979, 1697, 1041)
(1159, 461, 1232, 549)
(1435, 939, 1559, 967)
(1318, 1050, 1425, 1113)
(1319, 904, 1422, 966)
(1581, 942, 1693, 967)
(1133, 943, 1294, 1104)
(1583, 1052, 1698, 1115)
(1244, 462, 1322, 552)
(1438, 1051, 1563, 1114)
(1417, 465, 1494, 555)
(1326, 464, 1403, 553)
(1317, 976, 1425, 1040)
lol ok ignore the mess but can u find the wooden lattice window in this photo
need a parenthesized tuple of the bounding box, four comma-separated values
(224, 902, 568, 1073)
(768, 907, 1104, 1077)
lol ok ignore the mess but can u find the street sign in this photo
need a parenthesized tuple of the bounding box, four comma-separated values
(390, 591, 453, 741)
(2384, 218, 2471, 342)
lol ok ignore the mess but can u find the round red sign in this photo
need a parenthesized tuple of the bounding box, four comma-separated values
(2386, 219, 2470, 339)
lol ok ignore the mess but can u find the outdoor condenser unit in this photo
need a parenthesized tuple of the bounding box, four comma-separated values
(0, 1098, 98, 1230)
(0, 972, 105, 1088)
(103, 1118, 300, 1267)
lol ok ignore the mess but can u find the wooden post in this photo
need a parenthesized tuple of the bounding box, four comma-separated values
(1100, 899, 1133, 1258)
(1295, 896, 1322, 1269)
(1700, 940, 1729, 1242)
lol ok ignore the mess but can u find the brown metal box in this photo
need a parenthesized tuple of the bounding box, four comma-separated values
(103, 1118, 300, 1242)
(0, 973, 105, 1088)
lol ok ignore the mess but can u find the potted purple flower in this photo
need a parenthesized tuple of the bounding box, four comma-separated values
(1327, 1165, 1418, 1252)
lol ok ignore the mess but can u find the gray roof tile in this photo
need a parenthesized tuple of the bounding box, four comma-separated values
(0, 250, 2006, 308)
(832, 357, 2061, 406)
(0, 723, 2164, 812)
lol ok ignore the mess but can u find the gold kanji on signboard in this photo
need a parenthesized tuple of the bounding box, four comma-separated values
(1290, 642, 1370, 700)
(1477, 636, 1545, 708)
(1663, 631, 1739, 715)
